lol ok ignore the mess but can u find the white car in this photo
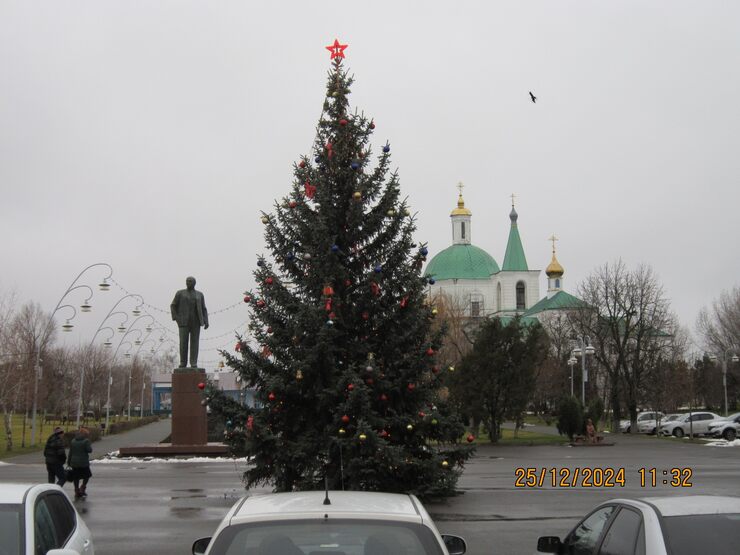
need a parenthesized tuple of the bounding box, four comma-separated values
(619, 411, 665, 434)
(192, 490, 466, 555)
(707, 412, 740, 441)
(536, 495, 740, 555)
(659, 411, 722, 437)
(0, 483, 94, 555)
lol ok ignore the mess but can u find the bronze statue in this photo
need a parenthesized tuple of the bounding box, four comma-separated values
(170, 276, 209, 368)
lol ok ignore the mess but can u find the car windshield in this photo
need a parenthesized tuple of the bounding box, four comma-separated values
(0, 504, 22, 555)
(207, 519, 445, 555)
(662, 513, 740, 555)
(664, 414, 681, 422)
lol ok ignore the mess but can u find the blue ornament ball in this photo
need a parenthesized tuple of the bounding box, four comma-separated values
(286, 252, 295, 261)
(315, 156, 321, 163)
(383, 145, 390, 153)
(226, 420, 233, 427)
(420, 247, 429, 256)
(257, 259, 264, 267)
(429, 278, 436, 285)
(331, 244, 339, 253)
(351, 161, 360, 170)
(374, 265, 382, 273)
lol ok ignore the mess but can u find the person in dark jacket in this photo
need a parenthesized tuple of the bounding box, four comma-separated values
(43, 427, 67, 486)
(68, 427, 93, 498)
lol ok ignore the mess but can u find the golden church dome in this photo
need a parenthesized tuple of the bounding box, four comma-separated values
(450, 192, 472, 216)
(546, 253, 564, 278)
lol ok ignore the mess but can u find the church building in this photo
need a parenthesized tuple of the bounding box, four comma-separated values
(425, 186, 580, 321)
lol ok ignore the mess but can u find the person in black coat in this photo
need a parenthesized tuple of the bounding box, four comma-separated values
(68, 427, 93, 498)
(43, 427, 67, 486)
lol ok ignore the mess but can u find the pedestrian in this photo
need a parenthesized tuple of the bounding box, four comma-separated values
(585, 418, 596, 443)
(43, 426, 67, 486)
(68, 427, 93, 499)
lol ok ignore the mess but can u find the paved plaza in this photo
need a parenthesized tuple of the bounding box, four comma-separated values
(2, 420, 739, 555)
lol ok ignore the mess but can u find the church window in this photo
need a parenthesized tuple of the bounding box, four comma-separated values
(516, 281, 526, 310)
(555, 278, 560, 289)
(461, 221, 466, 239)
(497, 283, 502, 312)
(471, 301, 480, 317)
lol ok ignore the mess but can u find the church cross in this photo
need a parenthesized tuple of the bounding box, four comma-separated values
(549, 234, 558, 253)
(510, 192, 516, 206)
(457, 182, 464, 195)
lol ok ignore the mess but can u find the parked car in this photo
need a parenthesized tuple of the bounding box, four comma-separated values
(619, 411, 664, 434)
(707, 412, 740, 441)
(192, 490, 466, 555)
(0, 483, 94, 554)
(536, 495, 740, 555)
(658, 411, 722, 437)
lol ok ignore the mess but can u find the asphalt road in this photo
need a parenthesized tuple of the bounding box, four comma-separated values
(1, 424, 738, 555)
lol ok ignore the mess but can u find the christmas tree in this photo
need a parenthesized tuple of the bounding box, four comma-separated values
(207, 40, 473, 499)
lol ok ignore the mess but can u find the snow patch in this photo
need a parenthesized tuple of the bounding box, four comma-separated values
(93, 452, 250, 464)
(706, 439, 740, 447)
(0, 461, 13, 466)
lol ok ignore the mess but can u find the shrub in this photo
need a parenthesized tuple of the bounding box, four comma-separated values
(585, 397, 605, 431)
(556, 397, 583, 441)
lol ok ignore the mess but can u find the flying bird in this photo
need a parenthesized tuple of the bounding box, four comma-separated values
(529, 91, 537, 103)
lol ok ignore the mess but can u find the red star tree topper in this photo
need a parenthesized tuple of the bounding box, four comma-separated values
(325, 39, 348, 60)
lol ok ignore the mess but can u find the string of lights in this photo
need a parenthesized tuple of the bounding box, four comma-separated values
(109, 277, 245, 317)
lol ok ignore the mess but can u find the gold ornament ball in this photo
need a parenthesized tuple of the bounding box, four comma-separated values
(359, 433, 367, 441)
(431, 418, 438, 425)
(339, 428, 346, 435)
(404, 208, 411, 216)
(448, 365, 455, 372)
(353, 191, 362, 201)
(431, 308, 438, 316)
(296, 370, 303, 381)
(406, 424, 413, 431)
(386, 209, 395, 217)
(261, 216, 269, 224)
(442, 460, 449, 468)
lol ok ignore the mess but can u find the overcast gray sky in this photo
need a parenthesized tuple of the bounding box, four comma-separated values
(1, 1, 738, 359)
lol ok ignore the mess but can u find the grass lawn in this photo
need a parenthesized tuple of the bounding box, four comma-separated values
(472, 428, 567, 446)
(0, 413, 139, 459)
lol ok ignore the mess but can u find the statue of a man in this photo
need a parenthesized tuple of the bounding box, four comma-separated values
(170, 276, 209, 368)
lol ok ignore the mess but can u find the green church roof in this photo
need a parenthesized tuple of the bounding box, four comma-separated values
(425, 244, 500, 281)
(502, 207, 528, 271)
(524, 290, 586, 317)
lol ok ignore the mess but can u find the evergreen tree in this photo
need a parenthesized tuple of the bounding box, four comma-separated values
(207, 42, 472, 498)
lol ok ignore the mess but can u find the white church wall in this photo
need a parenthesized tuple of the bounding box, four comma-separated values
(428, 279, 497, 317)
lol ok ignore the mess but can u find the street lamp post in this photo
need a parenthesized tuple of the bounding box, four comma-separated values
(571, 336, 595, 406)
(141, 381, 146, 418)
(567, 356, 577, 397)
(33, 263, 112, 445)
(708, 350, 739, 416)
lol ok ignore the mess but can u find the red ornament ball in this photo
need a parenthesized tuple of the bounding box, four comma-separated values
(431, 365, 440, 374)
(467, 434, 475, 443)
(380, 430, 389, 438)
(197, 382, 205, 390)
(344, 279, 352, 287)
(347, 383, 355, 391)
(235, 342, 242, 352)
(299, 160, 306, 168)
(243, 295, 251, 303)
(407, 383, 416, 392)
(265, 277, 273, 285)
(256, 300, 266, 308)
(341, 414, 350, 424)
(366, 378, 374, 385)
(289, 200, 297, 209)
(426, 348, 435, 356)
(362, 311, 370, 321)
(418, 411, 426, 418)
(339, 118, 348, 126)
(379, 393, 388, 402)
(268, 392, 276, 402)
(369, 121, 375, 129)
(267, 327, 273, 334)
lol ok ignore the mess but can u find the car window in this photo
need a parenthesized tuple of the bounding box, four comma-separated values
(564, 506, 615, 555)
(598, 507, 642, 555)
(700, 414, 713, 421)
(208, 519, 445, 555)
(0, 504, 23, 555)
(662, 513, 740, 555)
(34, 497, 60, 554)
(44, 493, 76, 545)
(638, 414, 651, 421)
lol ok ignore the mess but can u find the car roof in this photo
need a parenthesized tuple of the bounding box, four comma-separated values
(0, 483, 32, 504)
(232, 491, 422, 521)
(637, 495, 740, 517)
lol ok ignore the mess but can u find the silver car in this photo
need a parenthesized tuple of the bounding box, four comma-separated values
(193, 490, 466, 555)
(658, 411, 721, 437)
(706, 412, 740, 441)
(537, 495, 740, 555)
(0, 483, 94, 554)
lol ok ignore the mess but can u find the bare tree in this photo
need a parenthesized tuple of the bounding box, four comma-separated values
(697, 286, 740, 353)
(573, 260, 675, 432)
